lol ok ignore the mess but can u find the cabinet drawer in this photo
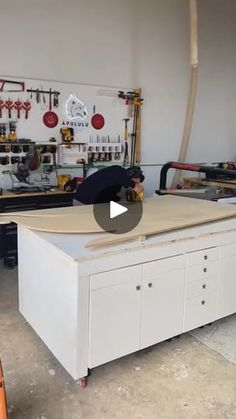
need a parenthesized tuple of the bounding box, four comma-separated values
(186, 247, 218, 266)
(186, 260, 218, 282)
(184, 291, 217, 332)
(90, 265, 142, 290)
(185, 277, 217, 300)
(143, 254, 185, 278)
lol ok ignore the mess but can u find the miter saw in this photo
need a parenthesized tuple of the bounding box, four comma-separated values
(3, 148, 48, 191)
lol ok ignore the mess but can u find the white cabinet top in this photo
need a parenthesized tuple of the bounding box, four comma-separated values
(28, 217, 236, 262)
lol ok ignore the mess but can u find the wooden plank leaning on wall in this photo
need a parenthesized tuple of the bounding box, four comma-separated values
(171, 0, 199, 187)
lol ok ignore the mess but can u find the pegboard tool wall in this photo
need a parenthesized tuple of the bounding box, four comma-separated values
(0, 76, 137, 189)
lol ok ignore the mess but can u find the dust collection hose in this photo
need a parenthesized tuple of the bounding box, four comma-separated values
(158, 161, 236, 193)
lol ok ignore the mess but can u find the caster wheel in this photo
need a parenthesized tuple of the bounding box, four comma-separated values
(4, 256, 17, 269)
(79, 377, 88, 388)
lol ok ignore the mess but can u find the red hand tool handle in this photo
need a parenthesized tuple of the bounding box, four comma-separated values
(4, 100, 14, 110)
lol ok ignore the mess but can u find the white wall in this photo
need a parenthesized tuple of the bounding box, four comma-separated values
(189, 0, 236, 163)
(1, 0, 135, 88)
(134, 0, 236, 195)
(1, 0, 236, 195)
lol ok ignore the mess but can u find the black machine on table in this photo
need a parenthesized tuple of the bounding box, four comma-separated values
(157, 161, 236, 200)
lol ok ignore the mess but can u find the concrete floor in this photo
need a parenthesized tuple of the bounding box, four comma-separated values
(1, 265, 236, 419)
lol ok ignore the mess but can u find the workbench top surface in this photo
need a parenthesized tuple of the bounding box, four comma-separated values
(4, 195, 236, 260)
(31, 216, 236, 261)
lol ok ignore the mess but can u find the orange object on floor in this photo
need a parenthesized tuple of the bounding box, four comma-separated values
(0, 360, 7, 419)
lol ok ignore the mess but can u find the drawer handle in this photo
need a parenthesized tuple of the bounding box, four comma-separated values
(148, 282, 152, 288)
(201, 300, 205, 305)
(136, 285, 141, 291)
(202, 284, 206, 289)
(204, 255, 208, 260)
(203, 268, 207, 273)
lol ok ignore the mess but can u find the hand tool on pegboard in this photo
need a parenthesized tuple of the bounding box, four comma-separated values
(130, 110, 138, 166)
(130, 92, 141, 166)
(0, 124, 6, 142)
(0, 98, 4, 118)
(7, 121, 17, 141)
(53, 90, 59, 107)
(36, 88, 40, 103)
(41, 86, 47, 110)
(27, 88, 60, 102)
(0, 78, 25, 92)
(4, 98, 14, 118)
(91, 113, 105, 130)
(43, 88, 59, 128)
(123, 118, 130, 164)
(14, 99, 23, 119)
(130, 88, 142, 165)
(91, 104, 105, 130)
(60, 127, 74, 144)
(119, 89, 143, 165)
(22, 100, 31, 119)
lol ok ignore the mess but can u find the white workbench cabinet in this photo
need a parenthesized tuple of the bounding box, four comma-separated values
(89, 255, 186, 368)
(218, 243, 236, 318)
(17, 218, 236, 381)
(141, 255, 185, 348)
(89, 266, 142, 368)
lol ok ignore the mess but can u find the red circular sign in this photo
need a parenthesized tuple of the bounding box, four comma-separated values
(43, 111, 59, 128)
(91, 113, 105, 130)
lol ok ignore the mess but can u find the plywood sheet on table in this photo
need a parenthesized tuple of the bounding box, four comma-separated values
(86, 196, 236, 247)
(1, 196, 236, 242)
(0, 204, 103, 233)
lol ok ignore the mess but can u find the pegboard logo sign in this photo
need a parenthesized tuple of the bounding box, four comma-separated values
(65, 95, 87, 120)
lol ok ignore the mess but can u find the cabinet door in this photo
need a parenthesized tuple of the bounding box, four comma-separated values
(218, 244, 236, 318)
(141, 256, 185, 349)
(89, 266, 142, 368)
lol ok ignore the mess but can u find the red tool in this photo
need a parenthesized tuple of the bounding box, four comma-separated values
(4, 99, 14, 118)
(0, 79, 25, 92)
(0, 99, 4, 118)
(91, 113, 105, 130)
(14, 99, 23, 119)
(42, 88, 59, 128)
(43, 112, 59, 128)
(22, 100, 31, 119)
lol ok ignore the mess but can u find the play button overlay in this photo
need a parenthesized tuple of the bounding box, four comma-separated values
(110, 201, 128, 219)
(93, 197, 143, 235)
